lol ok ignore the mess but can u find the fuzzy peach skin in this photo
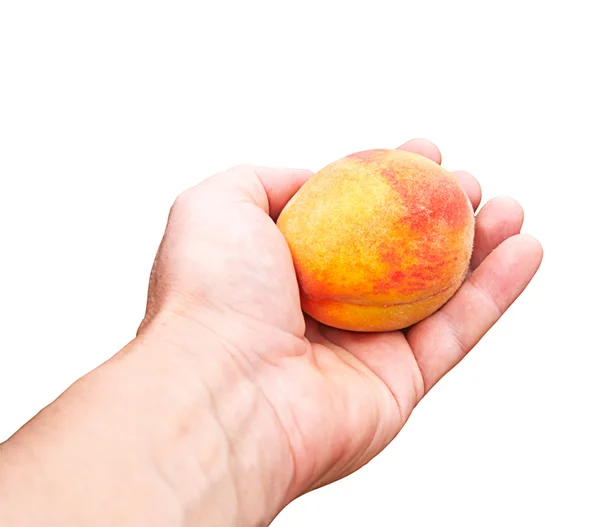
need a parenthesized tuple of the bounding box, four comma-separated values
(277, 149, 475, 332)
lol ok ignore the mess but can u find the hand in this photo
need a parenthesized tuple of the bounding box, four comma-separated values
(137, 139, 543, 522)
(0, 139, 542, 526)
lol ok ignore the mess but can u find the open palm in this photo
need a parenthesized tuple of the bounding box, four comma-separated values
(142, 139, 542, 502)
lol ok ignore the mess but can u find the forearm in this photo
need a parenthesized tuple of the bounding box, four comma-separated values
(0, 316, 294, 526)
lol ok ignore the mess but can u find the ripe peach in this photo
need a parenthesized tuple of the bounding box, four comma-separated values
(277, 149, 474, 332)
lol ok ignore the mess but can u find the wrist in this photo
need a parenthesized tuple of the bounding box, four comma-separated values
(0, 310, 295, 527)
(125, 310, 296, 525)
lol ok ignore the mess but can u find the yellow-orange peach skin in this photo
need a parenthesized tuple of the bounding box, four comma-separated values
(277, 149, 475, 332)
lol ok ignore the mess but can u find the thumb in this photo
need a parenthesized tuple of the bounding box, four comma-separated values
(191, 164, 313, 220)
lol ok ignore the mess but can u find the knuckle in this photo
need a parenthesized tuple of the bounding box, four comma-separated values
(170, 187, 197, 216)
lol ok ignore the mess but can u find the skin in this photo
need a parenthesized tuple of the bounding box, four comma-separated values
(0, 139, 543, 526)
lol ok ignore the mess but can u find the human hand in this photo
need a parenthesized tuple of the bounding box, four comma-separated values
(136, 138, 542, 523)
(0, 139, 542, 526)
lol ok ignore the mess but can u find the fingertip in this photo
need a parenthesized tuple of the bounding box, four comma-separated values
(396, 138, 442, 164)
(477, 233, 543, 283)
(452, 170, 482, 211)
(257, 167, 314, 219)
(511, 232, 544, 264)
(490, 195, 525, 223)
(470, 196, 526, 270)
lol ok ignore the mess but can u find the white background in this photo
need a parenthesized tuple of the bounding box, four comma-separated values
(1, 1, 598, 525)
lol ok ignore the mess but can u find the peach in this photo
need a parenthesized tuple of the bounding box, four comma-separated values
(277, 149, 474, 332)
